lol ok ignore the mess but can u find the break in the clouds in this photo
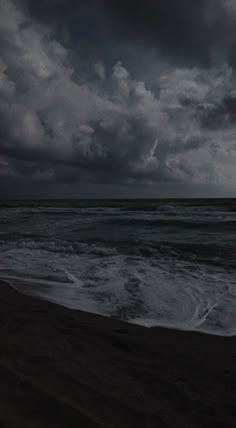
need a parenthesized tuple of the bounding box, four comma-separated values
(0, 0, 236, 197)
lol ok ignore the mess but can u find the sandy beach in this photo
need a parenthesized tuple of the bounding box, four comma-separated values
(0, 279, 235, 427)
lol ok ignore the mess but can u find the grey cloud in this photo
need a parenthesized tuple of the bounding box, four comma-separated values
(0, 1, 161, 181)
(0, 0, 236, 197)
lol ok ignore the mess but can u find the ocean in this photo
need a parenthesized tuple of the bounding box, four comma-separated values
(0, 199, 235, 336)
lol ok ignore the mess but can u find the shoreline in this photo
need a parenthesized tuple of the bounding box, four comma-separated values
(0, 278, 236, 427)
(1, 275, 233, 338)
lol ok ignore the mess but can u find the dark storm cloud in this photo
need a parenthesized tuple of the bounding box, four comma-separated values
(0, 0, 236, 197)
(102, 0, 231, 66)
(23, 0, 236, 68)
(22, 0, 108, 52)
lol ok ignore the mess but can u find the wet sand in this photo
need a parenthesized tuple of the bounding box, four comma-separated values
(0, 279, 236, 427)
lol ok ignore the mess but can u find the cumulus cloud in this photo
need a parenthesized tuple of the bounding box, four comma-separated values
(0, 0, 236, 196)
(0, 0, 161, 183)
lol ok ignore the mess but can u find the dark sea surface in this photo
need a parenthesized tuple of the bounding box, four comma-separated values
(0, 199, 235, 335)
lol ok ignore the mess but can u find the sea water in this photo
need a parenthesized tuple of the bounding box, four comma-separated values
(0, 199, 235, 336)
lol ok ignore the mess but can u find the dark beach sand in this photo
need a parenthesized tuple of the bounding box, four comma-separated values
(0, 280, 236, 427)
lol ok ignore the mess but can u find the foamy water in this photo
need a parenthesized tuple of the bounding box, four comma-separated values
(0, 199, 235, 335)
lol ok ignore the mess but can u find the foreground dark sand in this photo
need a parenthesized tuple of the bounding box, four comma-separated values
(0, 280, 236, 427)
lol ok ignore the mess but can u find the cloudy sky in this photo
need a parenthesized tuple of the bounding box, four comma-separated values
(0, 0, 236, 198)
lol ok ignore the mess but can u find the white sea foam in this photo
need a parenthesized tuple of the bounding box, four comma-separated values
(1, 243, 236, 336)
